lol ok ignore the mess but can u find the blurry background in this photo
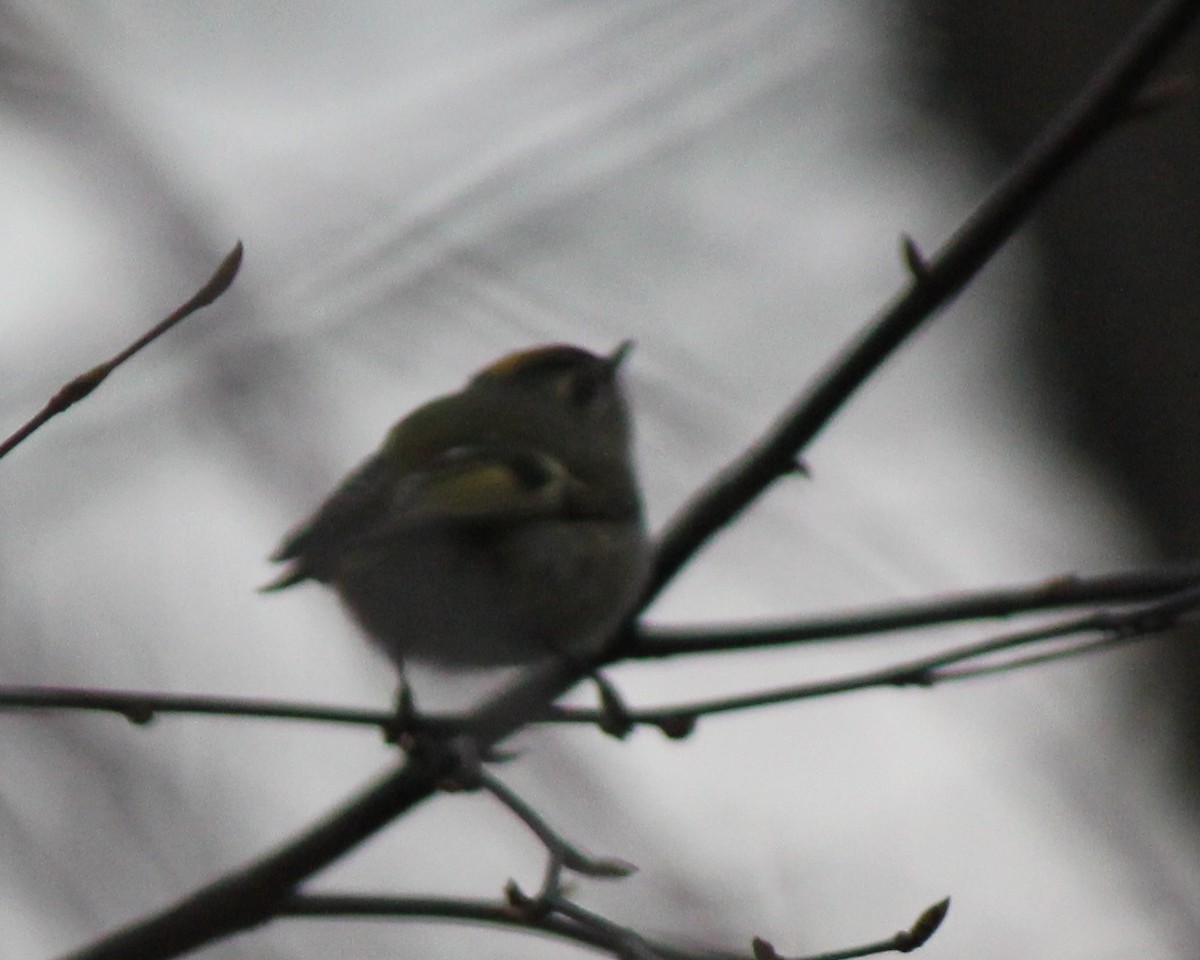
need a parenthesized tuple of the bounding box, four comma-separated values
(1, 1, 1198, 958)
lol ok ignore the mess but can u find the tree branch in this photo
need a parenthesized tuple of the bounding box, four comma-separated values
(560, 585, 1200, 732)
(753, 897, 950, 960)
(0, 243, 243, 460)
(0, 685, 389, 728)
(280, 893, 743, 959)
(58, 660, 583, 960)
(642, 0, 1200, 604)
(4, 563, 1195, 733)
(633, 564, 1200, 657)
(278, 893, 949, 960)
(477, 769, 636, 880)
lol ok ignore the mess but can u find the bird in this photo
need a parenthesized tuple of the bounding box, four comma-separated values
(264, 342, 651, 685)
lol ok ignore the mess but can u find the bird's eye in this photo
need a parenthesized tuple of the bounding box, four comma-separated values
(506, 451, 559, 490)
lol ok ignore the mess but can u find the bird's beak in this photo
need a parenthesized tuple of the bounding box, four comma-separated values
(605, 340, 635, 376)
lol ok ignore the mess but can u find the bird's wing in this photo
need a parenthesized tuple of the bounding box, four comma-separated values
(263, 452, 403, 589)
(377, 445, 575, 529)
(263, 445, 578, 590)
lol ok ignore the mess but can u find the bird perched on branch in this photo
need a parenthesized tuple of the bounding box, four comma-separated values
(265, 342, 650, 683)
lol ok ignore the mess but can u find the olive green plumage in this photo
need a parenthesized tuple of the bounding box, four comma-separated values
(266, 343, 650, 669)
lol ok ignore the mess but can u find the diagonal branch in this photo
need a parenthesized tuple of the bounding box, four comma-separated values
(477, 769, 636, 881)
(59, 660, 582, 960)
(642, 0, 1200, 604)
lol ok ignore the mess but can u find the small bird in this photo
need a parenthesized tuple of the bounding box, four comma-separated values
(265, 342, 650, 678)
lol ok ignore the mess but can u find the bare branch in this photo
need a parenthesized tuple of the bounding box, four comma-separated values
(281, 893, 743, 959)
(631, 564, 1200, 658)
(539, 894, 662, 960)
(477, 770, 636, 881)
(0, 242, 243, 460)
(899, 234, 931, 285)
(0, 684, 390, 729)
(3, 564, 1198, 745)
(753, 897, 950, 960)
(58, 660, 585, 960)
(283, 893, 947, 960)
(282, 893, 627, 955)
(642, 0, 1200, 606)
(566, 587, 1200, 732)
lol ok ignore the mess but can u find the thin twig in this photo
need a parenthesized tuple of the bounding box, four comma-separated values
(631, 564, 1200, 658)
(2, 565, 1195, 736)
(478, 770, 636, 880)
(0, 685, 390, 728)
(930, 631, 1138, 681)
(58, 659, 584, 960)
(753, 898, 950, 960)
(280, 893, 742, 959)
(0, 242, 243, 460)
(282, 892, 620, 953)
(565, 586, 1200, 731)
(282, 893, 947, 960)
(542, 894, 663, 960)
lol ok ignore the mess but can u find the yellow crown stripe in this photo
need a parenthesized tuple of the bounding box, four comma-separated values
(478, 344, 583, 379)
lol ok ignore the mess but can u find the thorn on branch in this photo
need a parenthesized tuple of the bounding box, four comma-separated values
(900, 234, 931, 285)
(789, 457, 812, 478)
(503, 879, 544, 919)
